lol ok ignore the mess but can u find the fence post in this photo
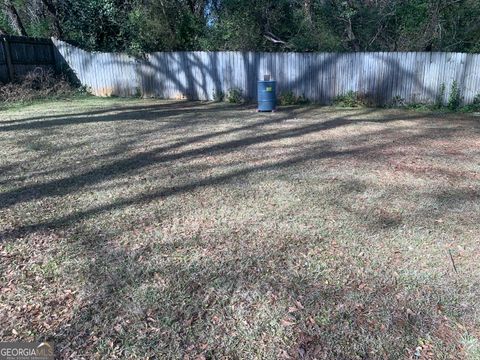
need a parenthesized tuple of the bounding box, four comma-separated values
(2, 37, 15, 82)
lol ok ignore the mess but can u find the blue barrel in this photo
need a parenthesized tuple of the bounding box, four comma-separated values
(257, 80, 276, 112)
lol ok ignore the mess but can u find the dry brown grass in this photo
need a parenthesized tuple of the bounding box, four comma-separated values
(0, 98, 479, 359)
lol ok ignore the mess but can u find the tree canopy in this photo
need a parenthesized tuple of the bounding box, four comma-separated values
(2, 0, 480, 54)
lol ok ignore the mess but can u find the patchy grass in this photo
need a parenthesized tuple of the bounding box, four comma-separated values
(0, 99, 479, 359)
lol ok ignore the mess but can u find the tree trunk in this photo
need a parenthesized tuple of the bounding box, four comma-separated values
(346, 18, 360, 51)
(3, 0, 27, 36)
(40, 0, 63, 38)
(304, 0, 313, 23)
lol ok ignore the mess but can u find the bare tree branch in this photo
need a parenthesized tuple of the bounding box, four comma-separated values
(263, 31, 294, 49)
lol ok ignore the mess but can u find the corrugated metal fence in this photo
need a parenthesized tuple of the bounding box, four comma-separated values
(0, 36, 56, 83)
(18, 39, 479, 105)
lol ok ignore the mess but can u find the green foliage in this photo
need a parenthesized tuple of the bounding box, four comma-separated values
(2, 0, 480, 54)
(435, 83, 446, 109)
(0, 11, 12, 34)
(404, 103, 436, 112)
(459, 93, 480, 112)
(474, 94, 480, 105)
(226, 88, 243, 104)
(212, 89, 225, 102)
(448, 81, 461, 111)
(397, 89, 480, 113)
(334, 91, 365, 108)
(279, 91, 307, 106)
(24, 17, 51, 38)
(59, 0, 136, 52)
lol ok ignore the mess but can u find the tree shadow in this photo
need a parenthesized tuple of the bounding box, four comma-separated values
(53, 39, 479, 105)
(1, 107, 433, 214)
(46, 217, 470, 358)
(2, 103, 479, 357)
(0, 101, 252, 132)
(0, 107, 470, 243)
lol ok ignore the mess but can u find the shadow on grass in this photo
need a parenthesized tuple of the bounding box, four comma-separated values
(2, 103, 479, 358)
(0, 107, 438, 214)
(47, 222, 466, 358)
(0, 109, 453, 242)
(0, 101, 250, 131)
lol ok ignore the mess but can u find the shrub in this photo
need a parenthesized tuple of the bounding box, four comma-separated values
(459, 93, 480, 112)
(390, 95, 406, 108)
(0, 68, 74, 103)
(333, 91, 365, 107)
(435, 83, 446, 109)
(134, 87, 142, 98)
(213, 89, 225, 102)
(226, 88, 244, 103)
(474, 93, 480, 105)
(279, 91, 307, 106)
(447, 81, 461, 110)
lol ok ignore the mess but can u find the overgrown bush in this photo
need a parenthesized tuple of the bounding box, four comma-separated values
(226, 88, 244, 103)
(447, 80, 461, 110)
(212, 89, 225, 102)
(0, 68, 74, 103)
(278, 91, 307, 106)
(333, 91, 366, 107)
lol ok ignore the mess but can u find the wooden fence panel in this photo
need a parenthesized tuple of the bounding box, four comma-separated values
(0, 36, 56, 82)
(51, 39, 480, 105)
(0, 39, 8, 83)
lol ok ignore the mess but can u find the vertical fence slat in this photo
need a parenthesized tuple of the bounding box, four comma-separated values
(48, 39, 480, 104)
(2, 37, 15, 81)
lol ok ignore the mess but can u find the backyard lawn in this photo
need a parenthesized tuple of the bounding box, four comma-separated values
(0, 98, 479, 359)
